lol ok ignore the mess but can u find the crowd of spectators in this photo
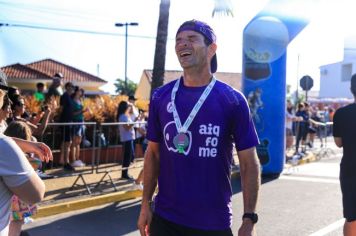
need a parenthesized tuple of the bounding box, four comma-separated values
(2, 70, 148, 178)
(0, 72, 93, 174)
(0, 68, 149, 234)
(285, 100, 335, 160)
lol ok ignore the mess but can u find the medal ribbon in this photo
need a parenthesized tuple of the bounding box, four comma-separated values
(171, 76, 216, 133)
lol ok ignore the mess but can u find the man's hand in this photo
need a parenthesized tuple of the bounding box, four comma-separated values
(137, 203, 153, 236)
(238, 220, 256, 236)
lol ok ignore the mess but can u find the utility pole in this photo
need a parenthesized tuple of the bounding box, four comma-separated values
(115, 22, 139, 94)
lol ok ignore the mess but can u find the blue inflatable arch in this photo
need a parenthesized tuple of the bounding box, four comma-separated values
(242, 0, 319, 175)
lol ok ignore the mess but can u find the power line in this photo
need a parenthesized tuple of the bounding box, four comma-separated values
(0, 1, 112, 24)
(0, 22, 161, 39)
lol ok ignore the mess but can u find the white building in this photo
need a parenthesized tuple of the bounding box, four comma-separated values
(319, 36, 356, 99)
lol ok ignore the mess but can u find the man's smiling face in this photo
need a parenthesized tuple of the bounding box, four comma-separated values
(175, 30, 210, 71)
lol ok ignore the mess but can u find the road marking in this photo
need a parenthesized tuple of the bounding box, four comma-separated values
(280, 175, 339, 184)
(309, 218, 344, 236)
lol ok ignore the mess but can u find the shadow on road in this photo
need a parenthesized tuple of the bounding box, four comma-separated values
(27, 199, 142, 236)
(27, 175, 280, 236)
(232, 174, 279, 195)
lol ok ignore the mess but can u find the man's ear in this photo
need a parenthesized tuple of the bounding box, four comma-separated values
(208, 43, 217, 59)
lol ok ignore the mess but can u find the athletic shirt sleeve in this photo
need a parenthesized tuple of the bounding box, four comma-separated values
(0, 135, 34, 187)
(146, 89, 163, 143)
(230, 91, 259, 151)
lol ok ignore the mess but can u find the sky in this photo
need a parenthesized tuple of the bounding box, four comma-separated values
(0, 0, 354, 94)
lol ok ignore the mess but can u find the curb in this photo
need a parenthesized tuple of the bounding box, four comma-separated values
(297, 152, 317, 165)
(36, 190, 142, 219)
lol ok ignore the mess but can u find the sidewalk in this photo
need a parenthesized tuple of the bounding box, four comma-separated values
(36, 161, 144, 218)
(35, 146, 323, 219)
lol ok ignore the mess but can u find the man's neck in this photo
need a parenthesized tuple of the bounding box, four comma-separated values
(182, 69, 213, 87)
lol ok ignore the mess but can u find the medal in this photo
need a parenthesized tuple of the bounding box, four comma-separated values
(173, 133, 189, 154)
(171, 76, 216, 154)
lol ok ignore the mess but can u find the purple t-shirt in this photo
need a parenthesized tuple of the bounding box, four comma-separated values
(147, 78, 259, 230)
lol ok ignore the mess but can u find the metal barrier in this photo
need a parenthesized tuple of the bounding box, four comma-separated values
(39, 122, 97, 194)
(314, 121, 335, 160)
(94, 121, 146, 191)
(39, 121, 146, 195)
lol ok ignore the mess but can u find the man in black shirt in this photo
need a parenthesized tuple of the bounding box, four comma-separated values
(333, 74, 356, 235)
(59, 82, 74, 171)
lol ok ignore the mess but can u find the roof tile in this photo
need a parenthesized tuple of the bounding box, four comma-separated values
(1, 58, 106, 84)
(1, 63, 52, 80)
(27, 58, 106, 83)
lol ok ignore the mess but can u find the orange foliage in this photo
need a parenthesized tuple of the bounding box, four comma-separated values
(23, 94, 148, 123)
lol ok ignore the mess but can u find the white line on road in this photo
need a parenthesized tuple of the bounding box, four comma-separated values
(279, 175, 339, 184)
(309, 218, 344, 236)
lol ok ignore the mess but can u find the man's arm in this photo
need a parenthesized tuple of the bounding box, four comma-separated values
(137, 141, 160, 236)
(1, 137, 46, 205)
(9, 172, 45, 205)
(237, 146, 261, 235)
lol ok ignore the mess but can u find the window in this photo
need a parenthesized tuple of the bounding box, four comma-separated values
(341, 64, 352, 81)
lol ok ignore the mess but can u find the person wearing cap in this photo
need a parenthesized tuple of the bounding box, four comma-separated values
(46, 73, 63, 99)
(333, 74, 356, 235)
(0, 70, 52, 235)
(138, 20, 260, 236)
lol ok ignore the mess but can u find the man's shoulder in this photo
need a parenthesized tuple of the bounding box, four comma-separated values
(335, 104, 356, 117)
(151, 79, 177, 102)
(0, 133, 13, 146)
(0, 134, 23, 158)
(213, 79, 245, 106)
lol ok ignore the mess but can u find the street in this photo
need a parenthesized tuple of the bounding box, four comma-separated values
(24, 144, 343, 236)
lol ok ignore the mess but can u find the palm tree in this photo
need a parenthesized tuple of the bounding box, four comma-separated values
(150, 0, 234, 97)
(150, 0, 170, 97)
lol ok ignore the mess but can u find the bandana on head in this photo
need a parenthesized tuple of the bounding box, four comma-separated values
(176, 20, 218, 73)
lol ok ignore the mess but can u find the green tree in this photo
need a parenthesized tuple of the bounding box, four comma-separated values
(114, 78, 137, 95)
(150, 0, 234, 97)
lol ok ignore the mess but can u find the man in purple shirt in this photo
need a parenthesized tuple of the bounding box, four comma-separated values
(137, 20, 261, 236)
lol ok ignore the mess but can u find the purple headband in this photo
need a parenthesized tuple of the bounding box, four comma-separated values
(176, 20, 218, 73)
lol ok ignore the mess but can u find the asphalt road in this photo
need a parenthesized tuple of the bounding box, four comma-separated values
(24, 145, 344, 236)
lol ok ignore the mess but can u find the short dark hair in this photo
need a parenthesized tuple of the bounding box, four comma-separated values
(65, 82, 73, 89)
(36, 82, 44, 88)
(71, 86, 84, 98)
(351, 74, 356, 96)
(11, 94, 24, 110)
(117, 101, 129, 120)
